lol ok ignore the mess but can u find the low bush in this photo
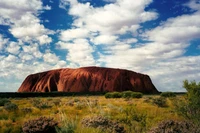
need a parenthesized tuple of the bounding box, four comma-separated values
(22, 116, 58, 133)
(105, 92, 112, 98)
(122, 91, 133, 98)
(112, 92, 123, 98)
(0, 98, 11, 106)
(152, 97, 167, 107)
(105, 91, 143, 99)
(21, 107, 32, 114)
(160, 92, 176, 97)
(37, 102, 52, 109)
(4, 102, 18, 112)
(105, 92, 122, 98)
(81, 116, 125, 133)
(148, 120, 200, 133)
(32, 99, 52, 109)
(131, 92, 143, 98)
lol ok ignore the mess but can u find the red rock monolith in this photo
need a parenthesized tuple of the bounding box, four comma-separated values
(18, 66, 159, 93)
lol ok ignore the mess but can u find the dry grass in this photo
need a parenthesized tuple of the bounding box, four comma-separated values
(0, 95, 185, 133)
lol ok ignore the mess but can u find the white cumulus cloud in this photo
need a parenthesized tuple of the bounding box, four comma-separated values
(57, 39, 95, 67)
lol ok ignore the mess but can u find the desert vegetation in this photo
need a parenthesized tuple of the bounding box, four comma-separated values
(0, 80, 199, 133)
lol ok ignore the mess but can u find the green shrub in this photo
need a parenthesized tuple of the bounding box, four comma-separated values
(105, 92, 112, 98)
(105, 92, 122, 98)
(175, 80, 200, 125)
(122, 91, 133, 98)
(160, 92, 176, 97)
(131, 92, 143, 98)
(4, 102, 18, 112)
(111, 92, 122, 98)
(0, 98, 11, 106)
(152, 97, 167, 107)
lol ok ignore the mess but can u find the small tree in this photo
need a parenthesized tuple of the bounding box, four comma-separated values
(175, 80, 200, 125)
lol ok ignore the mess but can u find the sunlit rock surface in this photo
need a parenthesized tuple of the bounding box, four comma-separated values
(18, 67, 158, 93)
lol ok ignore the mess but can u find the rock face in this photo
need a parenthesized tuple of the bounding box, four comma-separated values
(18, 66, 159, 93)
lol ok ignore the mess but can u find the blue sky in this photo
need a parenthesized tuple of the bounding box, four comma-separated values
(0, 0, 200, 92)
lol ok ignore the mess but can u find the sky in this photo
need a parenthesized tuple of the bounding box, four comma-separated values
(0, 0, 200, 92)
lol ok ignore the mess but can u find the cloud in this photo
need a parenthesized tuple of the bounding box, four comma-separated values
(0, 0, 66, 92)
(92, 35, 118, 45)
(19, 53, 34, 62)
(57, 0, 200, 92)
(9, 13, 53, 44)
(58, 0, 158, 67)
(145, 2, 200, 44)
(60, 28, 89, 41)
(21, 43, 43, 58)
(76, 0, 200, 92)
(145, 17, 200, 43)
(0, 0, 43, 20)
(6, 42, 20, 55)
(103, 0, 117, 2)
(0, 0, 53, 45)
(43, 5, 51, 10)
(0, 17, 11, 25)
(37, 35, 52, 45)
(60, 0, 158, 43)
(57, 39, 95, 67)
(1, 0, 200, 92)
(0, 42, 68, 92)
(43, 52, 60, 64)
(145, 56, 200, 92)
(0, 34, 8, 50)
(186, 0, 200, 11)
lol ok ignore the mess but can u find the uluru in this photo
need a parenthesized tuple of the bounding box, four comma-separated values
(18, 66, 158, 94)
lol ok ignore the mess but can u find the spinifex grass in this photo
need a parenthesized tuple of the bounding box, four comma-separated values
(0, 95, 185, 133)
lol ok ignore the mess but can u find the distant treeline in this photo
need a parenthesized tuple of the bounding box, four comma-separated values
(0, 92, 107, 98)
(0, 91, 186, 98)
